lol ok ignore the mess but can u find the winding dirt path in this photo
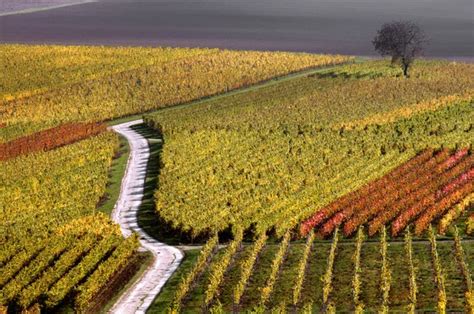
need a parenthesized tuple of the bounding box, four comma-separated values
(110, 120, 183, 314)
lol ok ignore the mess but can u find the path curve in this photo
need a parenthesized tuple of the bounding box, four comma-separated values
(110, 120, 183, 314)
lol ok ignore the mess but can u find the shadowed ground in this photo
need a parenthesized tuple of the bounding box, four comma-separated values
(1, 0, 473, 58)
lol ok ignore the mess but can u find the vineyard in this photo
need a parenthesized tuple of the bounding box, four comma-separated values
(0, 122, 106, 161)
(1, 43, 474, 313)
(144, 59, 473, 312)
(0, 45, 354, 313)
(1, 133, 116, 229)
(145, 60, 474, 238)
(300, 148, 474, 238)
(0, 132, 141, 312)
(1, 216, 139, 312)
(0, 45, 211, 102)
(152, 227, 474, 312)
(0, 44, 349, 142)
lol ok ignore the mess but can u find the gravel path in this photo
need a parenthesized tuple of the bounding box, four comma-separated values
(110, 120, 183, 314)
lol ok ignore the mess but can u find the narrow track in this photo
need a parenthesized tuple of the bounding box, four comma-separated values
(105, 64, 352, 313)
(110, 120, 183, 314)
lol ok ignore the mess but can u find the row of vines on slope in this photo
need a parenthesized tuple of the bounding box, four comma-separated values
(170, 235, 219, 313)
(405, 229, 418, 313)
(452, 227, 474, 310)
(0, 44, 212, 101)
(352, 228, 364, 313)
(204, 229, 243, 309)
(165, 228, 472, 312)
(1, 132, 117, 229)
(301, 147, 474, 238)
(0, 122, 106, 161)
(1, 47, 349, 142)
(428, 226, 448, 313)
(0, 215, 139, 312)
(0, 131, 140, 312)
(292, 230, 315, 307)
(233, 233, 267, 306)
(147, 96, 473, 238)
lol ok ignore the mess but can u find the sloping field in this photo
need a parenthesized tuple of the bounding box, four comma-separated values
(0, 133, 140, 312)
(0, 45, 349, 312)
(0, 44, 349, 142)
(145, 60, 474, 238)
(1, 44, 473, 312)
(145, 60, 473, 312)
(301, 148, 473, 238)
(0, 45, 210, 101)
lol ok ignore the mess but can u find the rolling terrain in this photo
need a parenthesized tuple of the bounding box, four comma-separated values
(0, 44, 473, 313)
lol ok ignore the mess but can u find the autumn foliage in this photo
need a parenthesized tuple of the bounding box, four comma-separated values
(0, 123, 106, 161)
(300, 148, 474, 237)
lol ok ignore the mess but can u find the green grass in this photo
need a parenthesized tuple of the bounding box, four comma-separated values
(387, 243, 411, 311)
(268, 243, 302, 309)
(153, 239, 473, 312)
(462, 241, 474, 277)
(218, 244, 254, 310)
(97, 134, 130, 215)
(299, 243, 331, 310)
(359, 241, 382, 311)
(238, 245, 279, 311)
(180, 250, 227, 313)
(413, 242, 438, 311)
(438, 242, 467, 311)
(102, 252, 154, 313)
(330, 242, 355, 311)
(146, 250, 202, 313)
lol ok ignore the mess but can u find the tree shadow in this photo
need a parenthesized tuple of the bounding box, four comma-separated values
(129, 123, 209, 245)
(309, 71, 382, 80)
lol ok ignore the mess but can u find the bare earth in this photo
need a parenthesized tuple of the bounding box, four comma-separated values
(0, 0, 472, 57)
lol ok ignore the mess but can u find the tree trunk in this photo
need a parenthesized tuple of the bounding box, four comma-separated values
(402, 62, 409, 78)
(391, 55, 400, 65)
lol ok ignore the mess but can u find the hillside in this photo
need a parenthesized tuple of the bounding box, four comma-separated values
(0, 44, 473, 312)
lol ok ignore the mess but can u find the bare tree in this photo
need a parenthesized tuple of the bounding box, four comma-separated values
(373, 21, 426, 77)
